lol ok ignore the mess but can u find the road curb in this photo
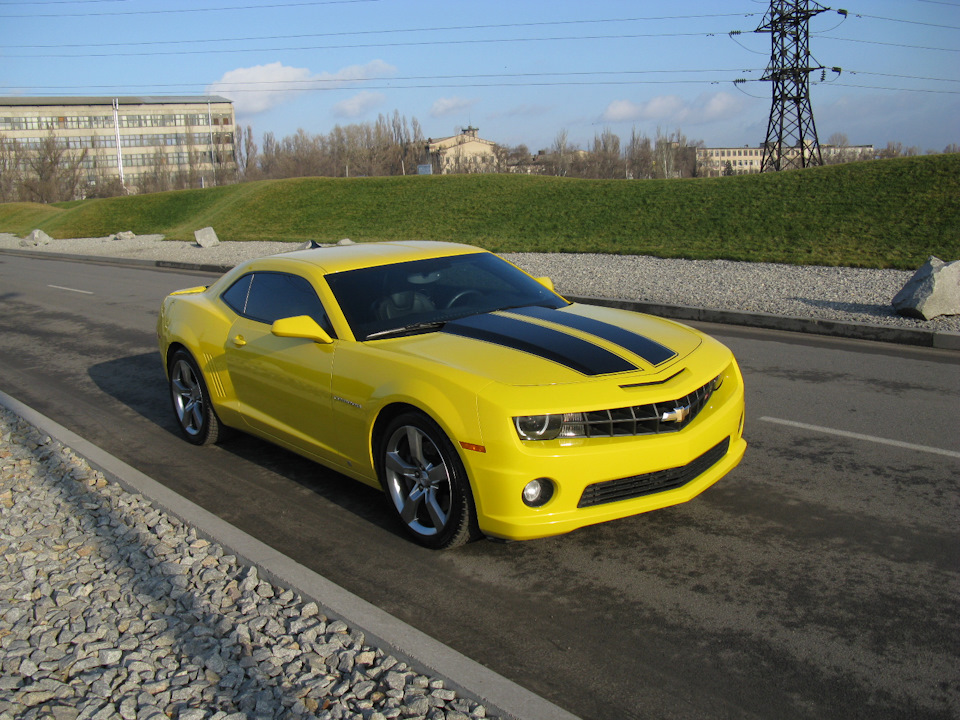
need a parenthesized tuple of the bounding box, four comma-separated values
(0, 389, 580, 720)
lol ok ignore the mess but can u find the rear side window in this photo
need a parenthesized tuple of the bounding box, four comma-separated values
(221, 272, 334, 336)
(221, 274, 252, 315)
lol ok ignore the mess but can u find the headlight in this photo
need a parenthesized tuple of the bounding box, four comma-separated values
(514, 413, 589, 440)
(514, 414, 563, 441)
(706, 374, 723, 398)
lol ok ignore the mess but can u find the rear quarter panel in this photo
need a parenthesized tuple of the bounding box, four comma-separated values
(158, 290, 244, 426)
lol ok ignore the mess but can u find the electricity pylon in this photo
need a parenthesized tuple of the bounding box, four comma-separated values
(756, 1, 840, 172)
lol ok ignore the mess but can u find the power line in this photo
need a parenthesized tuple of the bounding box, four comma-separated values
(4, 0, 130, 4)
(3, 14, 760, 49)
(0, 72, 759, 95)
(1, 31, 722, 59)
(827, 82, 960, 94)
(844, 69, 960, 84)
(814, 35, 960, 53)
(7, 65, 958, 96)
(847, 13, 960, 30)
(0, 0, 380, 18)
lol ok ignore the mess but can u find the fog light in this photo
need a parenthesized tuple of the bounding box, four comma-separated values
(522, 478, 554, 507)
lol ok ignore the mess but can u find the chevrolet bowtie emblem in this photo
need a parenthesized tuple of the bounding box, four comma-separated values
(661, 405, 691, 423)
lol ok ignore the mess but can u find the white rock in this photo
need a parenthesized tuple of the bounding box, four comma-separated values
(20, 229, 53, 247)
(892, 255, 960, 320)
(194, 226, 220, 248)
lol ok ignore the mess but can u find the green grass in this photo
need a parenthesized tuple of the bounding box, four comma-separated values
(2, 154, 958, 269)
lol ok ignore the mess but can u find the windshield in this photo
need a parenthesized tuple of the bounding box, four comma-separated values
(325, 251, 568, 340)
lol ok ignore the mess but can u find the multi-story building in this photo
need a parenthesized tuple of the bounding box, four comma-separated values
(697, 146, 765, 176)
(0, 95, 236, 194)
(697, 143, 876, 177)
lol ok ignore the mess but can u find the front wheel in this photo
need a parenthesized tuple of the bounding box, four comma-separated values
(169, 349, 225, 446)
(378, 411, 479, 549)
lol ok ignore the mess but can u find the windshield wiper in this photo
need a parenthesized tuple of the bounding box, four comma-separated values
(365, 320, 446, 341)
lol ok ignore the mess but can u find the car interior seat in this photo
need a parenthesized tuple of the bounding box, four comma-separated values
(375, 291, 436, 321)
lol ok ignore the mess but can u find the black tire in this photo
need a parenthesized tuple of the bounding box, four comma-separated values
(168, 349, 225, 446)
(377, 411, 479, 549)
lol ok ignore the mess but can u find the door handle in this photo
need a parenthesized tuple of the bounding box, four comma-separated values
(232, 335, 247, 347)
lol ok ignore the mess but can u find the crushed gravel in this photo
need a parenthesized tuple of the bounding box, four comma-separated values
(0, 405, 495, 720)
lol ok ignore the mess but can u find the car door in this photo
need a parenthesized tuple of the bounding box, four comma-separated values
(221, 271, 343, 465)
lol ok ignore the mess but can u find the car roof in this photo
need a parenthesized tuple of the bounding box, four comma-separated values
(252, 240, 485, 275)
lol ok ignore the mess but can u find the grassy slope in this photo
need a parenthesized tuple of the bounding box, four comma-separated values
(2, 154, 957, 269)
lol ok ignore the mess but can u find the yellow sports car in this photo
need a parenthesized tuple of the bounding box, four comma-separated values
(158, 241, 745, 549)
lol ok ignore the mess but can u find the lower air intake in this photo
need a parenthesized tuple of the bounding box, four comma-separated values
(578, 437, 730, 508)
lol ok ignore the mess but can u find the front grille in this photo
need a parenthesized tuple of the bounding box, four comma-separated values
(578, 437, 730, 508)
(563, 375, 719, 438)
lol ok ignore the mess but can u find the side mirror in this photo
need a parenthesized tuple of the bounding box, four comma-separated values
(535, 276, 555, 292)
(271, 315, 334, 344)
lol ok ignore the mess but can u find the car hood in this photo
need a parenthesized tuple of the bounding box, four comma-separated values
(375, 304, 705, 387)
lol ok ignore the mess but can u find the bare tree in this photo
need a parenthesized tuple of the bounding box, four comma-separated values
(625, 129, 654, 180)
(211, 129, 236, 186)
(236, 125, 259, 180)
(573, 128, 622, 179)
(83, 135, 125, 198)
(0, 135, 24, 202)
(542, 129, 574, 177)
(653, 128, 679, 179)
(20, 132, 87, 203)
(139, 149, 171, 195)
(877, 141, 920, 159)
(237, 113, 430, 180)
(824, 132, 853, 165)
(258, 132, 281, 178)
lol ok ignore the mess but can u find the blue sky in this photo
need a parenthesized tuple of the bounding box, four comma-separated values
(2, 0, 958, 153)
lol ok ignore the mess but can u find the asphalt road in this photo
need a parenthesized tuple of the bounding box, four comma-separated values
(1, 253, 958, 720)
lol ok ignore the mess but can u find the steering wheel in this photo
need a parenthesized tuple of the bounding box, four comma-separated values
(445, 290, 483, 309)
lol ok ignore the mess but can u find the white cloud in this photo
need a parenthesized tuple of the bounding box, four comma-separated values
(601, 92, 745, 126)
(602, 99, 643, 122)
(208, 60, 396, 116)
(430, 96, 478, 118)
(333, 91, 386, 118)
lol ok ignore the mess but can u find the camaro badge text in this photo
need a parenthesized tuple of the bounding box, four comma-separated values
(334, 396, 362, 409)
(661, 405, 691, 423)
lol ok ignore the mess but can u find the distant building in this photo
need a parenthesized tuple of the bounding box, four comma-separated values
(425, 126, 498, 174)
(697, 143, 876, 177)
(0, 95, 236, 193)
(697, 146, 765, 177)
(821, 144, 876, 164)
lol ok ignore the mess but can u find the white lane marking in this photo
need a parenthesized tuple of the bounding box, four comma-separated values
(760, 416, 960, 459)
(48, 285, 93, 295)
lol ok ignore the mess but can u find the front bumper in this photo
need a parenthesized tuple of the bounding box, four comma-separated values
(466, 363, 746, 541)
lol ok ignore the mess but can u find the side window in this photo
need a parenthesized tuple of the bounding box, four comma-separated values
(245, 272, 335, 336)
(221, 274, 252, 315)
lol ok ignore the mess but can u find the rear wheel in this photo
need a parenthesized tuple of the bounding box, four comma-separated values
(169, 349, 224, 445)
(378, 411, 478, 549)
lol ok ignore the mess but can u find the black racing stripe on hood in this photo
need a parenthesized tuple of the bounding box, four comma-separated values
(511, 305, 677, 366)
(443, 313, 637, 376)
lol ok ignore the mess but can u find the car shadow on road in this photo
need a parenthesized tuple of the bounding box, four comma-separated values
(87, 351, 404, 540)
